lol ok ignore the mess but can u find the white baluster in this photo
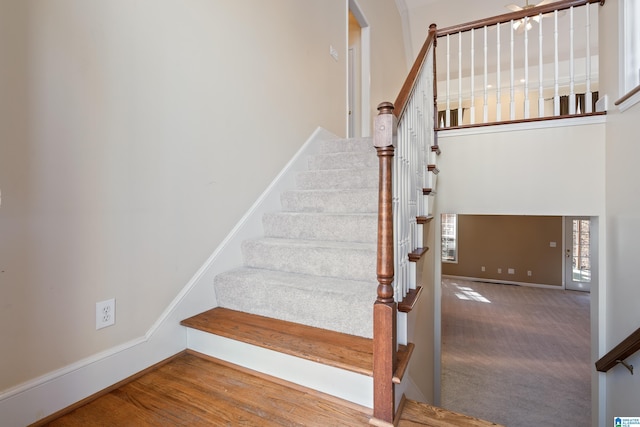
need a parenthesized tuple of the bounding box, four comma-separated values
(538, 13, 544, 117)
(585, 3, 592, 113)
(554, 10, 560, 116)
(470, 28, 476, 124)
(446, 34, 451, 127)
(484, 25, 489, 122)
(510, 20, 515, 120)
(458, 32, 463, 125)
(496, 22, 502, 122)
(524, 16, 530, 119)
(569, 6, 575, 114)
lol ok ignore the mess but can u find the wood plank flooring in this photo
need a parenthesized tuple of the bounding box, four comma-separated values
(397, 400, 503, 426)
(43, 351, 373, 427)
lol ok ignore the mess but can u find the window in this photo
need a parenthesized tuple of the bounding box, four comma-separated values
(441, 213, 457, 263)
(618, 0, 640, 110)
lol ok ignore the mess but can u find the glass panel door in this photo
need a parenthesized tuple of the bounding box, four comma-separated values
(565, 217, 593, 292)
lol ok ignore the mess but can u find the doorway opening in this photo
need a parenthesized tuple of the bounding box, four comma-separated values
(348, 0, 370, 137)
(564, 216, 596, 292)
(438, 214, 595, 425)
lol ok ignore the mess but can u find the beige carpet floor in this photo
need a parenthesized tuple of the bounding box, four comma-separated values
(441, 277, 591, 427)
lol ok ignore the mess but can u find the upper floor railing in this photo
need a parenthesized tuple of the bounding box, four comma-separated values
(436, 0, 606, 128)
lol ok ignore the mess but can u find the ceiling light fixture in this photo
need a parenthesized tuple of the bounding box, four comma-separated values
(506, 0, 548, 32)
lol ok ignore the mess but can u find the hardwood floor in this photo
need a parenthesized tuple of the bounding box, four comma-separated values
(43, 351, 373, 427)
(40, 307, 505, 427)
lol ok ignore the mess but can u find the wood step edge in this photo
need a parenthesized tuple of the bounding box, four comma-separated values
(416, 215, 434, 224)
(396, 395, 505, 426)
(392, 343, 415, 384)
(431, 145, 441, 155)
(422, 188, 436, 196)
(427, 164, 440, 174)
(398, 287, 423, 313)
(408, 247, 429, 262)
(183, 308, 414, 381)
(181, 307, 376, 376)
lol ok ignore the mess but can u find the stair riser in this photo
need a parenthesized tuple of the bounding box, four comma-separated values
(242, 240, 377, 282)
(296, 169, 378, 190)
(308, 151, 377, 170)
(263, 213, 377, 243)
(319, 138, 373, 154)
(214, 275, 374, 337)
(186, 329, 373, 408)
(280, 190, 377, 213)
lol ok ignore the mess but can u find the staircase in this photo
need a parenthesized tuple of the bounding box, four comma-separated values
(211, 137, 379, 339)
(180, 133, 502, 426)
(182, 136, 381, 408)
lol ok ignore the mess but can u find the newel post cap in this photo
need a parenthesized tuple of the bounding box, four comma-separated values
(374, 102, 397, 148)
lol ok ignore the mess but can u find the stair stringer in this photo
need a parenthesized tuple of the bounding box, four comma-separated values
(395, 143, 440, 405)
(186, 328, 373, 408)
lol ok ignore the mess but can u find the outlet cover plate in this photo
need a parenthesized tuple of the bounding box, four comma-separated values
(96, 298, 116, 330)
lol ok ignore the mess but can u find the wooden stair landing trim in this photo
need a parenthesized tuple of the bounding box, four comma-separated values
(398, 287, 423, 313)
(396, 396, 505, 426)
(408, 247, 429, 262)
(416, 215, 434, 225)
(182, 307, 412, 379)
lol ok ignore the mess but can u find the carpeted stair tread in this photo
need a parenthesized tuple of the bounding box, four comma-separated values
(262, 211, 377, 243)
(214, 267, 375, 337)
(241, 238, 376, 282)
(280, 189, 377, 213)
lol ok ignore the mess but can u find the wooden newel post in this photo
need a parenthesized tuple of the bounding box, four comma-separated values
(372, 102, 398, 425)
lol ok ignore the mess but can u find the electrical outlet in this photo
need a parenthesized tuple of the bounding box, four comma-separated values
(508, 268, 515, 275)
(481, 266, 485, 272)
(527, 270, 532, 276)
(497, 268, 502, 274)
(96, 298, 116, 330)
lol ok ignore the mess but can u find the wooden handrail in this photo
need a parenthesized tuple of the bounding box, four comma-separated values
(596, 328, 640, 373)
(394, 24, 437, 120)
(614, 84, 640, 106)
(437, 0, 605, 37)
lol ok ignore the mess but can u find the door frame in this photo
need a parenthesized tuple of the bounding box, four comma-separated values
(348, 0, 371, 137)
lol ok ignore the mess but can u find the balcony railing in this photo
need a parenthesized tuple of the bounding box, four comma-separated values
(436, 0, 606, 128)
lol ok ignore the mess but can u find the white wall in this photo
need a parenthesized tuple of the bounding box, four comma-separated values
(599, 0, 640, 422)
(0, 0, 408, 399)
(359, 0, 409, 123)
(0, 0, 409, 411)
(437, 119, 606, 216)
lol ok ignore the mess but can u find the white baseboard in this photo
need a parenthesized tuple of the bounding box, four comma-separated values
(0, 127, 338, 427)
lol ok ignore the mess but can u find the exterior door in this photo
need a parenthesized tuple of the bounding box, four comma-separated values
(564, 217, 593, 292)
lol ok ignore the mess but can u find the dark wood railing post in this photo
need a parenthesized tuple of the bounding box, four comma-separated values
(372, 101, 398, 425)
